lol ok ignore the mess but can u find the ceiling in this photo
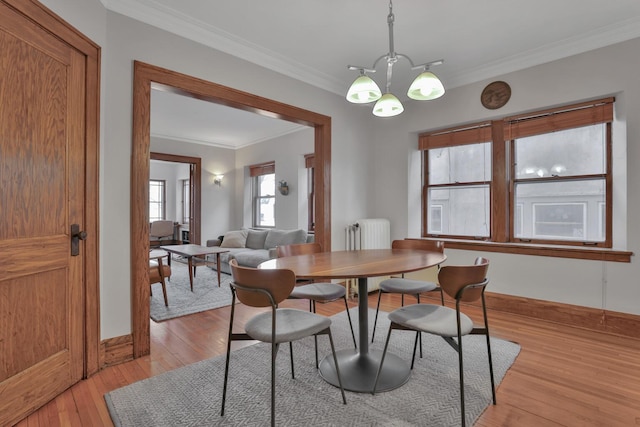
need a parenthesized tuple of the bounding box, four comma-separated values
(109, 0, 640, 148)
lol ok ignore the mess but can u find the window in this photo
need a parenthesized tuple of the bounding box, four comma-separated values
(250, 161, 276, 227)
(305, 153, 315, 233)
(422, 123, 493, 239)
(181, 179, 190, 224)
(149, 179, 166, 222)
(421, 97, 614, 249)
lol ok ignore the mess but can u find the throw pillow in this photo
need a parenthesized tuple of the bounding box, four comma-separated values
(264, 229, 307, 249)
(220, 229, 248, 248)
(245, 229, 269, 249)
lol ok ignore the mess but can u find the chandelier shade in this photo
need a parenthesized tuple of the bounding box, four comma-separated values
(345, 0, 445, 117)
(346, 75, 382, 103)
(407, 71, 446, 100)
(373, 93, 404, 117)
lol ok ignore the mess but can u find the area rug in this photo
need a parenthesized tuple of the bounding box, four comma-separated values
(106, 309, 520, 426)
(150, 261, 233, 322)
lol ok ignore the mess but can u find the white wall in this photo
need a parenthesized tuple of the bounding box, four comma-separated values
(368, 38, 640, 315)
(235, 128, 314, 230)
(38, 0, 640, 342)
(150, 137, 237, 243)
(99, 12, 369, 338)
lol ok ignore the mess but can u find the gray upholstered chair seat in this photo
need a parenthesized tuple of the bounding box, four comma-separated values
(379, 277, 437, 294)
(388, 304, 474, 338)
(245, 308, 332, 343)
(290, 283, 346, 302)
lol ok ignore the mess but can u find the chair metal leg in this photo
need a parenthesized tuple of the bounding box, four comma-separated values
(482, 294, 496, 404)
(343, 295, 357, 348)
(372, 325, 394, 395)
(271, 340, 277, 427)
(456, 306, 466, 427)
(410, 331, 420, 369)
(311, 300, 319, 368)
(221, 295, 237, 417)
(326, 329, 347, 404)
(416, 294, 422, 358)
(371, 290, 383, 343)
(289, 342, 295, 378)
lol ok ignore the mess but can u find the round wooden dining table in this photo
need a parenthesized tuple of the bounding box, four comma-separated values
(259, 248, 447, 393)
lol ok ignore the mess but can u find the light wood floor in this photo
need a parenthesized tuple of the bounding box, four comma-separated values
(16, 292, 640, 426)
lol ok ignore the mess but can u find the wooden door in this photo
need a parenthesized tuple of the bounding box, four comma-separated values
(0, 3, 88, 425)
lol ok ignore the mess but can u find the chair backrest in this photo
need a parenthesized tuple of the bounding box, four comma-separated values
(229, 259, 296, 307)
(392, 238, 444, 254)
(150, 220, 174, 239)
(276, 242, 322, 258)
(438, 257, 489, 302)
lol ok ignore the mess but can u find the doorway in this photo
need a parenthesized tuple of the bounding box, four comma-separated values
(131, 61, 332, 357)
(150, 152, 202, 245)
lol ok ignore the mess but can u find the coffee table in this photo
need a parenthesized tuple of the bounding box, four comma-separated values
(259, 248, 446, 393)
(160, 244, 229, 291)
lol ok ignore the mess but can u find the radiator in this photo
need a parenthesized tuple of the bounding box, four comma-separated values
(345, 218, 391, 295)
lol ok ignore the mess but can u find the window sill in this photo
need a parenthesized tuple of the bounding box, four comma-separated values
(428, 239, 633, 262)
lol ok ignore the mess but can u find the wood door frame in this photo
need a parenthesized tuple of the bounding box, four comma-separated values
(2, 0, 101, 378)
(131, 61, 332, 357)
(150, 152, 202, 245)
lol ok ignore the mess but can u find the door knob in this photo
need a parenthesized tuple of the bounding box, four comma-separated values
(71, 223, 87, 256)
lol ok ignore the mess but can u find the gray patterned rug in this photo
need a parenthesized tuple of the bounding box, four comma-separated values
(150, 260, 233, 322)
(106, 309, 520, 426)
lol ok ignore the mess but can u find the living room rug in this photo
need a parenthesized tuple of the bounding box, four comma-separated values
(106, 309, 520, 426)
(150, 261, 233, 322)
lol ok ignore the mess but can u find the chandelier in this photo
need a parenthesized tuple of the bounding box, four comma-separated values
(345, 0, 445, 117)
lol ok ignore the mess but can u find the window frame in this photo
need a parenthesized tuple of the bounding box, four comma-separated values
(305, 153, 315, 233)
(419, 97, 630, 262)
(149, 179, 166, 222)
(181, 178, 190, 225)
(250, 161, 276, 228)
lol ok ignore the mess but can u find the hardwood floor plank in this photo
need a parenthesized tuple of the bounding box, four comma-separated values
(16, 292, 640, 426)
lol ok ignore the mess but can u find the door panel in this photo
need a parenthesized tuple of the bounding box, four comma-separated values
(0, 3, 85, 425)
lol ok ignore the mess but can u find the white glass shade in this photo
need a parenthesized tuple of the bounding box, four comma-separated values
(407, 71, 445, 100)
(373, 93, 404, 117)
(346, 75, 382, 103)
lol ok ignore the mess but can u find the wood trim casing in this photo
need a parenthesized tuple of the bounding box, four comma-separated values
(150, 152, 202, 245)
(421, 291, 640, 339)
(439, 239, 632, 262)
(132, 61, 332, 357)
(100, 335, 134, 368)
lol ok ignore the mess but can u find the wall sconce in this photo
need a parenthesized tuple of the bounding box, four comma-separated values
(278, 180, 289, 196)
(213, 174, 224, 186)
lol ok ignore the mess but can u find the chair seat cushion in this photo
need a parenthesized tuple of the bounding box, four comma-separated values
(245, 308, 331, 343)
(149, 261, 171, 283)
(379, 277, 437, 294)
(388, 304, 474, 337)
(289, 283, 346, 302)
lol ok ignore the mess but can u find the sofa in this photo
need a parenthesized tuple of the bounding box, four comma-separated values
(206, 228, 313, 274)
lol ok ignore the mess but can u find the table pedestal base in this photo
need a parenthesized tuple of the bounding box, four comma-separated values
(318, 348, 411, 393)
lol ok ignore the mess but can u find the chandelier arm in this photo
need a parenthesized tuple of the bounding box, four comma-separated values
(371, 54, 391, 70)
(411, 59, 445, 71)
(385, 60, 394, 93)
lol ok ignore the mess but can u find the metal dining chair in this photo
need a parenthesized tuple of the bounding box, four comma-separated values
(372, 257, 495, 427)
(221, 259, 347, 427)
(371, 239, 445, 357)
(277, 243, 357, 367)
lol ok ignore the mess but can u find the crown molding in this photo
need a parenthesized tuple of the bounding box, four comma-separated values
(104, 0, 640, 94)
(103, 0, 345, 95)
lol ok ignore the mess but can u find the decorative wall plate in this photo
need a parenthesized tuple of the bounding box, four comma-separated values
(481, 81, 511, 110)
